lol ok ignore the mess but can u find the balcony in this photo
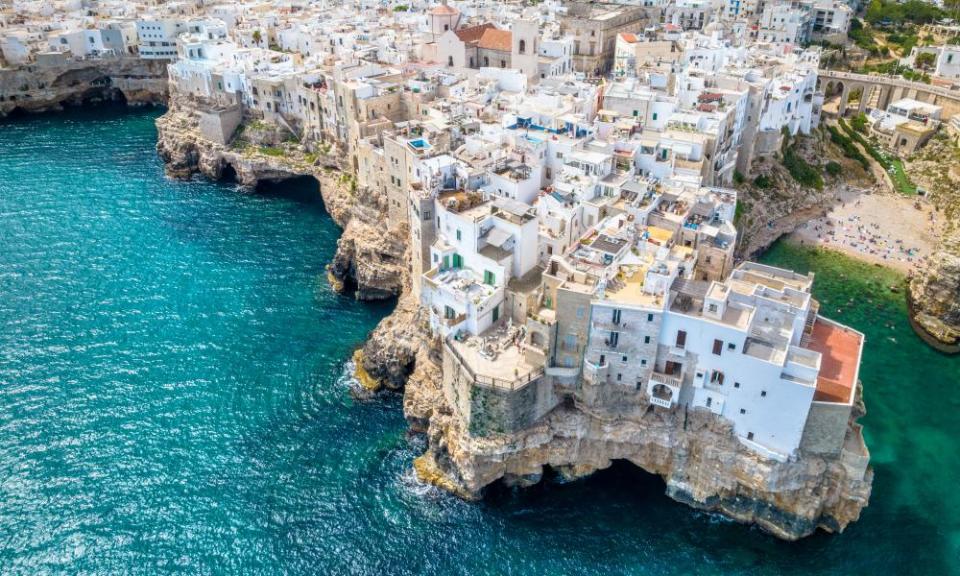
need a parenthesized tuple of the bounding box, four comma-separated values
(583, 360, 609, 385)
(650, 371, 682, 389)
(545, 363, 580, 378)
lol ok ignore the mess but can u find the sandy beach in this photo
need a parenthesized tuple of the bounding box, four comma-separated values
(787, 185, 940, 275)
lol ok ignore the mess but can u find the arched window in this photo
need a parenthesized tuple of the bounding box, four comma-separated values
(448, 55, 454, 67)
(519, 39, 526, 54)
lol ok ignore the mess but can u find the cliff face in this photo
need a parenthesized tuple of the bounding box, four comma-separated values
(909, 233, 960, 349)
(735, 128, 873, 259)
(904, 136, 960, 350)
(403, 352, 872, 540)
(154, 97, 872, 540)
(154, 98, 406, 301)
(0, 58, 168, 116)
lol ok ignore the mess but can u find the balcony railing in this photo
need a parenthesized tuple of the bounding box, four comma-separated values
(650, 371, 682, 389)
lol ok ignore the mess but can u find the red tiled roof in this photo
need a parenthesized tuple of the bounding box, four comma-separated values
(455, 23, 496, 45)
(430, 3, 459, 15)
(807, 319, 861, 404)
(478, 28, 512, 52)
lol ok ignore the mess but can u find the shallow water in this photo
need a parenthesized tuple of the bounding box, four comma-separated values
(0, 108, 956, 575)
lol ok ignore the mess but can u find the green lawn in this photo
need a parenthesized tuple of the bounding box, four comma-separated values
(889, 158, 917, 195)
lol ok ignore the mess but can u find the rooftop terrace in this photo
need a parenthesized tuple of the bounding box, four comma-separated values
(806, 318, 862, 404)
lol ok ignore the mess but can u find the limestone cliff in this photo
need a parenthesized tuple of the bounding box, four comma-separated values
(154, 96, 873, 541)
(0, 58, 168, 116)
(153, 97, 406, 301)
(904, 135, 960, 350)
(402, 348, 872, 540)
(736, 127, 873, 259)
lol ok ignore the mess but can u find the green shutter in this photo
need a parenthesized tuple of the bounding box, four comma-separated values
(452, 254, 463, 268)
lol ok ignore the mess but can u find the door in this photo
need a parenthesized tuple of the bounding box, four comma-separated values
(492, 305, 499, 323)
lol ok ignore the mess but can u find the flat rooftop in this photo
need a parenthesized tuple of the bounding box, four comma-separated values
(806, 318, 861, 404)
(449, 325, 541, 388)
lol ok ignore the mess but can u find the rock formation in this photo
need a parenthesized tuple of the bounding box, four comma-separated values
(153, 95, 872, 541)
(398, 335, 872, 540)
(908, 233, 960, 350)
(154, 95, 406, 301)
(904, 136, 960, 351)
(0, 58, 168, 116)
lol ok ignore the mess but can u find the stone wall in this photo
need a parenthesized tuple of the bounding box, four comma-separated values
(198, 105, 242, 145)
(800, 400, 852, 455)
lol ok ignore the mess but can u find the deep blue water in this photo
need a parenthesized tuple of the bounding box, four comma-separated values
(0, 107, 956, 575)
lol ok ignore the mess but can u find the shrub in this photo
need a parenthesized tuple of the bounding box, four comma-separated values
(826, 161, 843, 176)
(753, 174, 774, 189)
(781, 144, 823, 190)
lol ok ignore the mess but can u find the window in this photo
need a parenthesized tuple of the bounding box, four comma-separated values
(599, 354, 605, 365)
(740, 408, 746, 415)
(747, 432, 754, 440)
(761, 390, 767, 397)
(640, 359, 647, 366)
(447, 56, 453, 67)
(455, 229, 461, 241)
(652, 112, 658, 121)
(484, 56, 489, 66)
(612, 309, 622, 325)
(647, 313, 654, 322)
(622, 355, 628, 362)
(710, 370, 724, 386)
(617, 373, 622, 381)
(519, 39, 526, 54)
(500, 60, 506, 68)
(734, 382, 741, 388)
(644, 336, 650, 344)
(727, 342, 735, 351)
(675, 330, 686, 349)
(483, 270, 495, 285)
(444, 305, 456, 319)
(706, 397, 712, 408)
(712, 339, 723, 356)
(609, 331, 619, 348)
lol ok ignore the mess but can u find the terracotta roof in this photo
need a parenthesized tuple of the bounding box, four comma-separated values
(455, 23, 496, 45)
(478, 28, 512, 52)
(806, 319, 861, 404)
(430, 3, 460, 15)
(619, 32, 638, 43)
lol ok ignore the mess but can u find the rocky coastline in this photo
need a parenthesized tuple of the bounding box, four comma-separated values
(148, 97, 874, 541)
(154, 96, 407, 302)
(0, 57, 168, 117)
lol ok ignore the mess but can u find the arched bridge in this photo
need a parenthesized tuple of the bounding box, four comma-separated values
(818, 69, 960, 117)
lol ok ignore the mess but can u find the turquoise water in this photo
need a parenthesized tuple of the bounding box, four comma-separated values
(0, 108, 957, 575)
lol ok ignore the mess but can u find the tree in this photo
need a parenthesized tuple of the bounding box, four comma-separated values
(916, 51, 936, 70)
(252, 30, 262, 45)
(851, 112, 870, 133)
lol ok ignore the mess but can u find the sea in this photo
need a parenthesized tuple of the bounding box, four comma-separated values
(0, 107, 956, 575)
